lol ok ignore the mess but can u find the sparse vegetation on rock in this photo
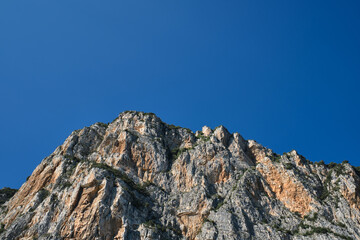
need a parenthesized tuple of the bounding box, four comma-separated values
(0, 111, 359, 240)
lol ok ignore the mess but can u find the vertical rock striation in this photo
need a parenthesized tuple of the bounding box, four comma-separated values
(0, 111, 359, 240)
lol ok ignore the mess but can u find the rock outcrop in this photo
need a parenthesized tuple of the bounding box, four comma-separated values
(0, 111, 360, 240)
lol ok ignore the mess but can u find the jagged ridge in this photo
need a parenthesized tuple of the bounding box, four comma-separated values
(0, 111, 359, 240)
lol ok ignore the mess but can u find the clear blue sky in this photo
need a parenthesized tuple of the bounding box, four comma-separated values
(1, 0, 359, 188)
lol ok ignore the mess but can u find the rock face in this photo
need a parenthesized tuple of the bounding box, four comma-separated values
(1, 111, 360, 240)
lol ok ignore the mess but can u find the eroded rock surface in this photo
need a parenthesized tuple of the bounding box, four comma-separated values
(1, 111, 360, 240)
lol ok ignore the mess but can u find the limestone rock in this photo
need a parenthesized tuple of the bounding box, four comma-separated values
(0, 111, 359, 240)
(202, 126, 212, 137)
(213, 125, 231, 147)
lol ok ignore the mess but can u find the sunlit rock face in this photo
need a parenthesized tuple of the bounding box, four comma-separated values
(1, 111, 360, 240)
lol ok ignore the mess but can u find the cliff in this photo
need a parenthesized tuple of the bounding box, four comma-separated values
(0, 111, 359, 240)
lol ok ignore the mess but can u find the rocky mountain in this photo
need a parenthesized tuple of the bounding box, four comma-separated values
(1, 111, 360, 240)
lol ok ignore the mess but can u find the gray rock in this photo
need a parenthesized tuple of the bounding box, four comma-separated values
(0, 111, 359, 240)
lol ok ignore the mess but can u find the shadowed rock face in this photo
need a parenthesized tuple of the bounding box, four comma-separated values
(1, 111, 360, 240)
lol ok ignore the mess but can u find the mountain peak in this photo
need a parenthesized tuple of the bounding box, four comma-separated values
(0, 112, 359, 240)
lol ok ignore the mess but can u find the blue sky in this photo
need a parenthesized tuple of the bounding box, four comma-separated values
(1, 0, 359, 188)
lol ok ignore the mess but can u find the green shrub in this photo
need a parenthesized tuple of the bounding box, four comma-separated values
(333, 185, 340, 192)
(144, 220, 155, 227)
(196, 133, 210, 142)
(143, 219, 168, 233)
(214, 202, 225, 211)
(61, 181, 72, 189)
(284, 163, 293, 170)
(335, 222, 346, 228)
(333, 232, 353, 240)
(320, 170, 333, 201)
(123, 110, 135, 114)
(270, 154, 281, 162)
(328, 162, 337, 168)
(201, 135, 210, 142)
(317, 160, 325, 165)
(64, 154, 82, 164)
(37, 189, 50, 202)
(271, 223, 292, 234)
(301, 224, 352, 240)
(92, 162, 149, 196)
(168, 124, 181, 130)
(294, 212, 301, 218)
(303, 226, 331, 236)
(171, 148, 188, 160)
(304, 212, 318, 221)
(143, 112, 156, 117)
(50, 194, 58, 204)
(97, 122, 109, 128)
(0, 223, 5, 234)
(0, 187, 17, 204)
(333, 164, 345, 177)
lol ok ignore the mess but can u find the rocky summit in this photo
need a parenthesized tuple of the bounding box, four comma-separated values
(1, 111, 360, 240)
